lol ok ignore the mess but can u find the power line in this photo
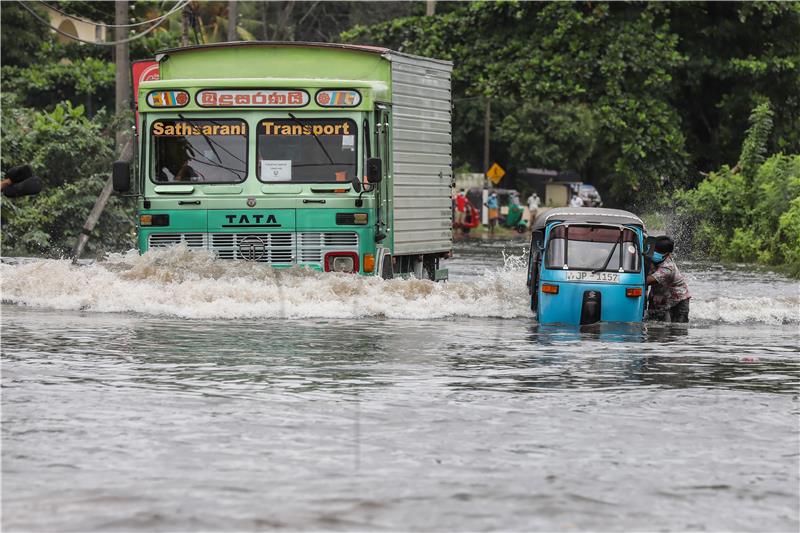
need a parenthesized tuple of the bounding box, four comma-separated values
(73, 0, 140, 26)
(70, 0, 118, 22)
(18, 0, 189, 46)
(39, 0, 185, 29)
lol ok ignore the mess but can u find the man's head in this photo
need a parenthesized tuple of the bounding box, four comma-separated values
(655, 236, 674, 254)
(652, 235, 674, 263)
(459, 189, 465, 195)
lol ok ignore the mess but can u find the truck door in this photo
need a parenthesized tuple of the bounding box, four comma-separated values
(375, 105, 392, 245)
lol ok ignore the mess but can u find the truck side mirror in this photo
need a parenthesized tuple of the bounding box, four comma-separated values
(112, 160, 131, 193)
(366, 157, 382, 184)
(531, 229, 545, 251)
(643, 236, 657, 257)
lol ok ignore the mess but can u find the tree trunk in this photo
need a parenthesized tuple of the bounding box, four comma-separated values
(260, 2, 268, 40)
(277, 1, 295, 41)
(227, 0, 238, 41)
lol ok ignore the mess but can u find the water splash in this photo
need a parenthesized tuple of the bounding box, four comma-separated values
(1, 247, 530, 320)
(691, 296, 799, 325)
(1, 247, 796, 324)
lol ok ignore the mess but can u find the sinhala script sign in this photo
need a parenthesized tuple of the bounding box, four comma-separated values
(196, 89, 309, 108)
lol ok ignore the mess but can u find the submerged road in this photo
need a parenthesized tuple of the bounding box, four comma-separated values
(2, 240, 798, 531)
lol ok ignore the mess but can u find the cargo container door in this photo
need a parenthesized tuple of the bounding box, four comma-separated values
(375, 105, 392, 247)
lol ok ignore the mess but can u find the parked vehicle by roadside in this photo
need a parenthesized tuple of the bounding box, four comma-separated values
(579, 183, 603, 207)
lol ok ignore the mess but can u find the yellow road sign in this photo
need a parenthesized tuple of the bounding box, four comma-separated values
(486, 162, 506, 184)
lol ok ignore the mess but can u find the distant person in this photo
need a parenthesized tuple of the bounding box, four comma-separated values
(527, 192, 541, 221)
(454, 189, 467, 230)
(527, 192, 540, 212)
(569, 194, 584, 207)
(485, 191, 499, 235)
(1, 164, 42, 198)
(646, 236, 691, 323)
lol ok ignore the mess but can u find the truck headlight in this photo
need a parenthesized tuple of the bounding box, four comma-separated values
(324, 252, 359, 273)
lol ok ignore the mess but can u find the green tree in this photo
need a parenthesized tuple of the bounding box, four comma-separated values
(343, 1, 688, 205)
(678, 102, 800, 275)
(668, 2, 800, 176)
(2, 57, 116, 113)
(1, 95, 134, 257)
(497, 100, 597, 173)
(0, 2, 46, 68)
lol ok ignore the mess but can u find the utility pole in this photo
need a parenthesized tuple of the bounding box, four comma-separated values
(481, 97, 491, 226)
(483, 98, 491, 175)
(115, 0, 130, 152)
(426, 1, 437, 16)
(227, 0, 238, 41)
(74, 0, 131, 261)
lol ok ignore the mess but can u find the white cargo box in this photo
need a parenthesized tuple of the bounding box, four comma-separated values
(387, 52, 453, 255)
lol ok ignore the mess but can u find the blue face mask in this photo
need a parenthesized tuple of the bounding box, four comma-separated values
(651, 251, 665, 264)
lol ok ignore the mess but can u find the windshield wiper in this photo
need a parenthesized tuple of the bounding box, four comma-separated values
(177, 114, 245, 178)
(287, 112, 335, 166)
(200, 118, 248, 165)
(593, 230, 623, 274)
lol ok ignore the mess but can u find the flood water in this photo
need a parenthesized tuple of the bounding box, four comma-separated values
(2, 240, 798, 531)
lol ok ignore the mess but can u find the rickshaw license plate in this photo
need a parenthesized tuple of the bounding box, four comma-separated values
(565, 271, 620, 283)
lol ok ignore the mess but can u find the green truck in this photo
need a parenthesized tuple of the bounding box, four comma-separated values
(114, 42, 453, 279)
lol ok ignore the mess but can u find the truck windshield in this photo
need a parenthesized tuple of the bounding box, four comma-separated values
(545, 225, 639, 272)
(152, 119, 247, 183)
(257, 118, 357, 182)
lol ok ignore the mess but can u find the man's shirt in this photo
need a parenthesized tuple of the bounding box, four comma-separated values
(650, 256, 691, 310)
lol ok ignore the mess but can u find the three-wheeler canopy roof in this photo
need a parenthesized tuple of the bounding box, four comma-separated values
(532, 207, 645, 231)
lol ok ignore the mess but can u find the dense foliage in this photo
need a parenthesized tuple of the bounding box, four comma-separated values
(677, 104, 800, 276)
(1, 95, 135, 257)
(1, 1, 798, 274)
(343, 1, 800, 206)
(1, 1, 415, 258)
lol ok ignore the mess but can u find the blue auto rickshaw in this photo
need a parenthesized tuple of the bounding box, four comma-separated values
(527, 208, 655, 325)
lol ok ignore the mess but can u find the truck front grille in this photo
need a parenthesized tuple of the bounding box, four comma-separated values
(148, 233, 206, 249)
(209, 233, 294, 263)
(147, 232, 358, 265)
(297, 232, 359, 263)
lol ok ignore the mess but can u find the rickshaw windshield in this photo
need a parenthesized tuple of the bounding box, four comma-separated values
(545, 225, 640, 272)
